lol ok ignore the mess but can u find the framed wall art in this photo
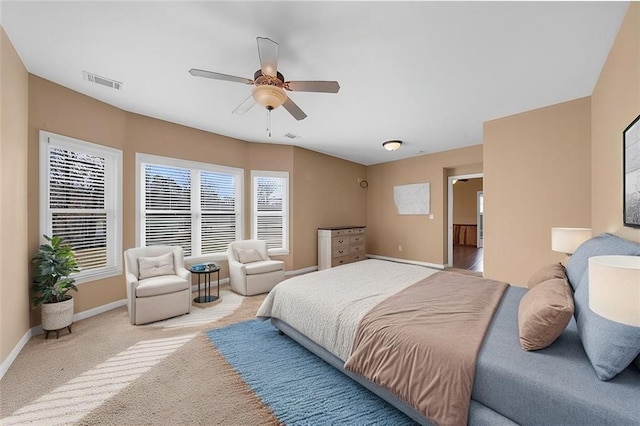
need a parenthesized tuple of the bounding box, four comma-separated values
(623, 113, 640, 228)
(393, 183, 430, 215)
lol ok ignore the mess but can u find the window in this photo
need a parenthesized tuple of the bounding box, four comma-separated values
(137, 154, 243, 259)
(39, 131, 122, 283)
(251, 171, 289, 255)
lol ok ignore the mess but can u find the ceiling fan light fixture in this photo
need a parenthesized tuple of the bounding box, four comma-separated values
(382, 140, 402, 151)
(252, 85, 287, 109)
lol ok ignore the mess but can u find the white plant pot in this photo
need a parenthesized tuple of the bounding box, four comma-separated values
(41, 297, 74, 331)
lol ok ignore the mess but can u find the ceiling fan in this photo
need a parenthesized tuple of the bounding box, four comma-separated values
(189, 37, 340, 127)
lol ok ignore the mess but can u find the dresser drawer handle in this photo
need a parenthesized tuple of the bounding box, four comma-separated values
(354, 246, 360, 251)
(338, 239, 345, 244)
(338, 260, 345, 264)
(338, 250, 344, 254)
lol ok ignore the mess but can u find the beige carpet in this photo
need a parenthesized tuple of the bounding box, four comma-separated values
(0, 287, 279, 425)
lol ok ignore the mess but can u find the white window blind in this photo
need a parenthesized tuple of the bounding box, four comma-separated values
(40, 131, 122, 283)
(252, 171, 289, 254)
(144, 164, 192, 255)
(201, 171, 237, 254)
(138, 154, 243, 259)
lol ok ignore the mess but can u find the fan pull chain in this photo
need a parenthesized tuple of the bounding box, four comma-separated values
(266, 106, 273, 138)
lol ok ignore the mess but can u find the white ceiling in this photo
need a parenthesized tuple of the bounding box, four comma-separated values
(1, 1, 628, 165)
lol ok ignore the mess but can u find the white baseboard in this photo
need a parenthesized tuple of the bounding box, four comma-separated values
(285, 265, 318, 276)
(192, 267, 316, 294)
(0, 298, 127, 381)
(190, 277, 230, 293)
(73, 299, 127, 323)
(0, 328, 33, 381)
(365, 254, 445, 270)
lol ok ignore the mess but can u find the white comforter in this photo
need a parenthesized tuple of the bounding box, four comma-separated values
(256, 259, 437, 361)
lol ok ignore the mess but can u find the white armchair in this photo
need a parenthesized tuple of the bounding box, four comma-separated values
(228, 240, 285, 296)
(124, 246, 191, 325)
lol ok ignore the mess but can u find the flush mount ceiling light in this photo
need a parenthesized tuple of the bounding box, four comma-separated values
(382, 140, 402, 151)
(252, 85, 288, 110)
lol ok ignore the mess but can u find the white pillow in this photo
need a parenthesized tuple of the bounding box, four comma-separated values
(138, 252, 175, 279)
(236, 248, 263, 264)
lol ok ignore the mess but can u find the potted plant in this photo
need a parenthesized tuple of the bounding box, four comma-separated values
(32, 235, 79, 338)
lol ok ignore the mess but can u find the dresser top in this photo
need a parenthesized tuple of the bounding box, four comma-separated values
(317, 226, 366, 230)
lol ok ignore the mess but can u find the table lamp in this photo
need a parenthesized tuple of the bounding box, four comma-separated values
(551, 227, 592, 255)
(588, 255, 640, 326)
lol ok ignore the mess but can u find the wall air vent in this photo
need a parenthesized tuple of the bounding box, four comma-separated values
(82, 71, 122, 90)
(284, 133, 299, 139)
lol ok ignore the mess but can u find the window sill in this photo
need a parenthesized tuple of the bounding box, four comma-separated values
(74, 267, 123, 285)
(186, 253, 230, 265)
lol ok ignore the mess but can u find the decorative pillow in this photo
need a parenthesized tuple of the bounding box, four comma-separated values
(518, 278, 574, 351)
(527, 263, 567, 289)
(574, 273, 640, 381)
(138, 252, 175, 280)
(565, 233, 640, 291)
(236, 248, 264, 264)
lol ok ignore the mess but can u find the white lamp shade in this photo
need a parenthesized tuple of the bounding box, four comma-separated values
(551, 227, 592, 254)
(252, 85, 287, 109)
(589, 255, 640, 326)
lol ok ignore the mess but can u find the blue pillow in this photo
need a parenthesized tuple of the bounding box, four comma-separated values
(566, 233, 640, 291)
(574, 273, 640, 381)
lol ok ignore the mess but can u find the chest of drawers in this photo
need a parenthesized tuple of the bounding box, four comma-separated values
(318, 226, 366, 270)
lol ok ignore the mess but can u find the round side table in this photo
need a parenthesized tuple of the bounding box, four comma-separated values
(188, 264, 221, 303)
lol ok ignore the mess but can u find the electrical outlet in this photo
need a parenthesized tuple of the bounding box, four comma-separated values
(398, 245, 403, 251)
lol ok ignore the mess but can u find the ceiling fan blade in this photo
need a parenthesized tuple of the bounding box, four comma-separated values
(257, 37, 278, 77)
(285, 81, 340, 93)
(188, 68, 253, 85)
(232, 94, 257, 115)
(282, 97, 307, 121)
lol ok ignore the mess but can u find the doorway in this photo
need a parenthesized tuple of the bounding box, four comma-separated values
(447, 174, 483, 272)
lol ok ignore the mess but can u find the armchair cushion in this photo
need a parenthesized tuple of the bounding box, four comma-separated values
(138, 252, 175, 279)
(245, 260, 285, 275)
(236, 248, 264, 264)
(136, 275, 190, 298)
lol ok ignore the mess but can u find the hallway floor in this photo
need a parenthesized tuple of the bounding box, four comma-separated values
(453, 244, 483, 273)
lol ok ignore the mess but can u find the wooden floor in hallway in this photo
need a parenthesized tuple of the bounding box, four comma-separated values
(453, 244, 483, 273)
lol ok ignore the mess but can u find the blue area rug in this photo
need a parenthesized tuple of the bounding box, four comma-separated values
(207, 319, 415, 425)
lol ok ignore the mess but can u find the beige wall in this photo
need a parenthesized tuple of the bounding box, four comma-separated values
(247, 142, 295, 270)
(124, 112, 295, 276)
(453, 178, 483, 225)
(28, 75, 128, 324)
(1, 27, 30, 365)
(483, 97, 592, 286)
(366, 145, 483, 265)
(25, 76, 365, 328)
(292, 147, 367, 269)
(591, 2, 640, 244)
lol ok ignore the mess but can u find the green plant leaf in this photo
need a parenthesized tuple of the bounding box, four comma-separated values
(31, 234, 79, 306)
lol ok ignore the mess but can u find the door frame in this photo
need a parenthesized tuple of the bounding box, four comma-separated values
(447, 173, 483, 267)
(477, 191, 484, 248)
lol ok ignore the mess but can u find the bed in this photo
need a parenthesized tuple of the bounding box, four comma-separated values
(256, 235, 640, 426)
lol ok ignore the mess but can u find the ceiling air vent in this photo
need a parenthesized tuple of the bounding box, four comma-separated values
(284, 133, 299, 140)
(82, 71, 122, 90)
